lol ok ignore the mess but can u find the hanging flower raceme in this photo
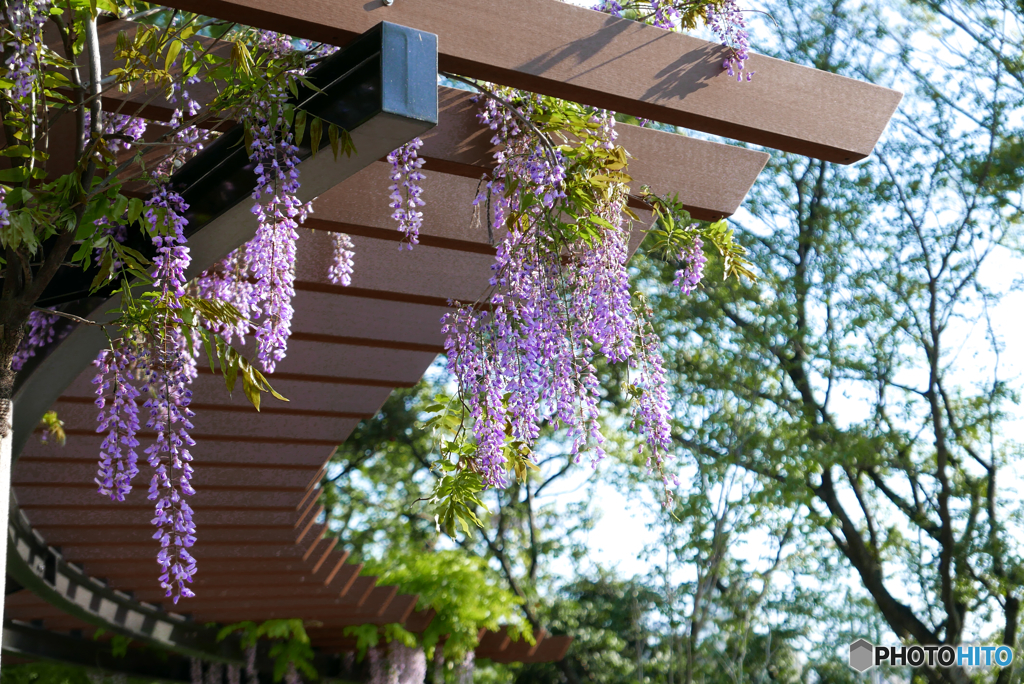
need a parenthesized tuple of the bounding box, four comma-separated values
(369, 643, 427, 684)
(246, 119, 307, 372)
(142, 188, 199, 604)
(93, 344, 142, 501)
(705, 0, 753, 80)
(12, 309, 59, 370)
(673, 235, 707, 294)
(156, 77, 210, 176)
(387, 138, 426, 248)
(246, 645, 259, 684)
(194, 246, 259, 345)
(83, 111, 149, 153)
(1, 0, 51, 106)
(93, 187, 199, 604)
(439, 88, 676, 492)
(328, 232, 356, 286)
(0, 186, 9, 229)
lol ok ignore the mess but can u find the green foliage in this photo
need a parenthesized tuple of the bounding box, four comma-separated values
(352, 551, 530, 661)
(641, 190, 755, 283)
(38, 409, 66, 446)
(217, 619, 316, 681)
(0, 663, 94, 684)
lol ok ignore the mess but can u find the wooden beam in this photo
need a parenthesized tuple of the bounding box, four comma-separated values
(150, 0, 901, 163)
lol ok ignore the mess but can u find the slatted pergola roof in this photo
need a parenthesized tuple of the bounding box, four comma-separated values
(2, 1, 900, 679)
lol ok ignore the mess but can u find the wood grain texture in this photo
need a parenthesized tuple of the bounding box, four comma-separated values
(148, 0, 900, 162)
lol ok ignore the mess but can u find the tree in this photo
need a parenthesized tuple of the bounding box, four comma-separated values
(640, 0, 1024, 680)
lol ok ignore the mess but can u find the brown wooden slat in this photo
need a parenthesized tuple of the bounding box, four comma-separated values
(293, 281, 454, 311)
(147, 0, 899, 163)
(516, 636, 574, 664)
(485, 629, 547, 663)
(476, 626, 512, 655)
(50, 429, 345, 448)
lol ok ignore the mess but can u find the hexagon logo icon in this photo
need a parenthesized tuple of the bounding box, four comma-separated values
(849, 639, 875, 672)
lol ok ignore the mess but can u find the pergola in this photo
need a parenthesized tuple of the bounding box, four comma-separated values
(1, 1, 900, 679)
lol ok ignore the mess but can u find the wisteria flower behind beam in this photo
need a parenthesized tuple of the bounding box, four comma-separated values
(596, 0, 755, 81)
(388, 137, 427, 248)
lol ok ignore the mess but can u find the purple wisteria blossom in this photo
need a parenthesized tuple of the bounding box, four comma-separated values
(673, 236, 707, 294)
(387, 138, 426, 248)
(84, 111, 148, 153)
(12, 309, 59, 371)
(157, 77, 210, 175)
(0, 186, 9, 230)
(246, 644, 258, 684)
(594, 0, 753, 80)
(195, 247, 258, 345)
(93, 345, 142, 502)
(443, 92, 677, 488)
(629, 313, 675, 479)
(245, 84, 309, 373)
(1, 0, 51, 107)
(453, 651, 475, 684)
(706, 0, 754, 80)
(142, 187, 199, 604)
(368, 644, 426, 684)
(105, 113, 148, 153)
(205, 662, 224, 684)
(328, 232, 355, 286)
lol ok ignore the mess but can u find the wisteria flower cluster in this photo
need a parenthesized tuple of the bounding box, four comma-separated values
(190, 654, 255, 684)
(438, 88, 678, 495)
(705, 0, 753, 80)
(673, 235, 708, 294)
(1, 0, 51, 106)
(244, 84, 310, 373)
(93, 188, 200, 603)
(0, 186, 9, 230)
(327, 232, 356, 286)
(387, 138, 427, 248)
(12, 309, 61, 371)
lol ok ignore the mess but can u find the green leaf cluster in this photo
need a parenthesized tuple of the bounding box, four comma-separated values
(346, 551, 529, 661)
(217, 619, 316, 682)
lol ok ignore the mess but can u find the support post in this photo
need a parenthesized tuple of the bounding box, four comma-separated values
(0, 404, 11, 672)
